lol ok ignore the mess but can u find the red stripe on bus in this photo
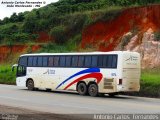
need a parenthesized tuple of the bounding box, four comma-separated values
(64, 73, 103, 90)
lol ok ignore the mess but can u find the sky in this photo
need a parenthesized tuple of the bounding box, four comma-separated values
(0, 0, 59, 20)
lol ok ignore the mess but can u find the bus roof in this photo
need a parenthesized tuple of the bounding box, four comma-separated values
(20, 51, 138, 57)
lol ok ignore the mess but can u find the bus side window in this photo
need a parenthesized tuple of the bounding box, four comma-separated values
(97, 56, 103, 68)
(91, 56, 98, 67)
(71, 56, 78, 67)
(48, 57, 54, 67)
(107, 55, 113, 68)
(66, 56, 71, 67)
(112, 55, 117, 68)
(28, 57, 33, 66)
(53, 56, 59, 67)
(37, 57, 43, 67)
(78, 56, 84, 67)
(103, 55, 108, 68)
(84, 56, 91, 67)
(33, 57, 37, 67)
(43, 57, 48, 67)
(59, 56, 66, 67)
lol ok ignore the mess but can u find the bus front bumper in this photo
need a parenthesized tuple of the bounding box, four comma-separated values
(16, 77, 27, 87)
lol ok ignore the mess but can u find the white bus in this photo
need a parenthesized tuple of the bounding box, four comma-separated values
(13, 51, 140, 97)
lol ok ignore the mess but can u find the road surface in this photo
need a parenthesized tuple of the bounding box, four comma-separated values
(0, 84, 160, 114)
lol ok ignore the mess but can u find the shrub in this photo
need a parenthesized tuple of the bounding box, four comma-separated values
(0, 65, 16, 85)
(154, 31, 160, 41)
(39, 43, 69, 53)
(0, 34, 4, 42)
(120, 33, 133, 50)
(12, 33, 30, 43)
(49, 25, 66, 44)
(22, 12, 37, 33)
(0, 23, 19, 35)
(30, 34, 39, 40)
(65, 14, 88, 35)
(66, 34, 82, 51)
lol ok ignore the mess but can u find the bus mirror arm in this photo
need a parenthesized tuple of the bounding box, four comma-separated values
(12, 64, 18, 72)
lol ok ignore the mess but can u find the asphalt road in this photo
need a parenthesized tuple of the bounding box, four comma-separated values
(0, 84, 160, 114)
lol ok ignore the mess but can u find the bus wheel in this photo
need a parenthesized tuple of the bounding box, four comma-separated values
(77, 82, 87, 95)
(27, 79, 34, 91)
(88, 84, 98, 97)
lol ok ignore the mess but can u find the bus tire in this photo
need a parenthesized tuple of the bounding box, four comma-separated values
(27, 79, 34, 91)
(88, 84, 98, 97)
(77, 82, 87, 95)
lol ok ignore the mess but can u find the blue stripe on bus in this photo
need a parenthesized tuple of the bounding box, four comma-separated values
(56, 68, 100, 89)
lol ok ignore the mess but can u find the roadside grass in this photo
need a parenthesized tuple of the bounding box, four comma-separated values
(139, 68, 160, 97)
(0, 65, 16, 85)
(141, 69, 160, 84)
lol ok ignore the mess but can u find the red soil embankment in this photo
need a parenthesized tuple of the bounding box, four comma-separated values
(81, 5, 160, 51)
(0, 45, 41, 63)
(36, 32, 53, 43)
(0, 32, 50, 63)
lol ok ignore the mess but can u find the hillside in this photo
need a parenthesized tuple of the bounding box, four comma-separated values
(82, 5, 160, 68)
(0, 0, 160, 68)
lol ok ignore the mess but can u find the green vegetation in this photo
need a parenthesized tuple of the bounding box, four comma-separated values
(49, 25, 66, 44)
(154, 31, 160, 41)
(0, 65, 16, 85)
(140, 69, 160, 97)
(0, 23, 38, 45)
(141, 69, 160, 84)
(39, 34, 81, 52)
(1, 0, 160, 46)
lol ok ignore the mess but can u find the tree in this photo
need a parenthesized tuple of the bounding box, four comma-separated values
(22, 12, 37, 33)
(12, 33, 29, 43)
(17, 12, 25, 22)
(3, 17, 10, 24)
(10, 13, 18, 22)
(0, 20, 2, 25)
(49, 26, 66, 44)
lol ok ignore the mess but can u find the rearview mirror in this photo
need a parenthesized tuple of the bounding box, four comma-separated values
(12, 64, 18, 72)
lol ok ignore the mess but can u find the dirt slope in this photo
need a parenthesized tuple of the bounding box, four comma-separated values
(0, 45, 40, 63)
(82, 5, 160, 68)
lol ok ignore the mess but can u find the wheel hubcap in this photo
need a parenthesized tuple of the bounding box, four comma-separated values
(80, 86, 84, 92)
(90, 87, 95, 93)
(28, 81, 33, 89)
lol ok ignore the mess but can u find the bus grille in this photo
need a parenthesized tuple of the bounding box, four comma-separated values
(104, 78, 114, 89)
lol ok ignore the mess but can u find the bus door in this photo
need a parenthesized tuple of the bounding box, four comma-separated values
(16, 65, 27, 83)
(17, 65, 26, 77)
